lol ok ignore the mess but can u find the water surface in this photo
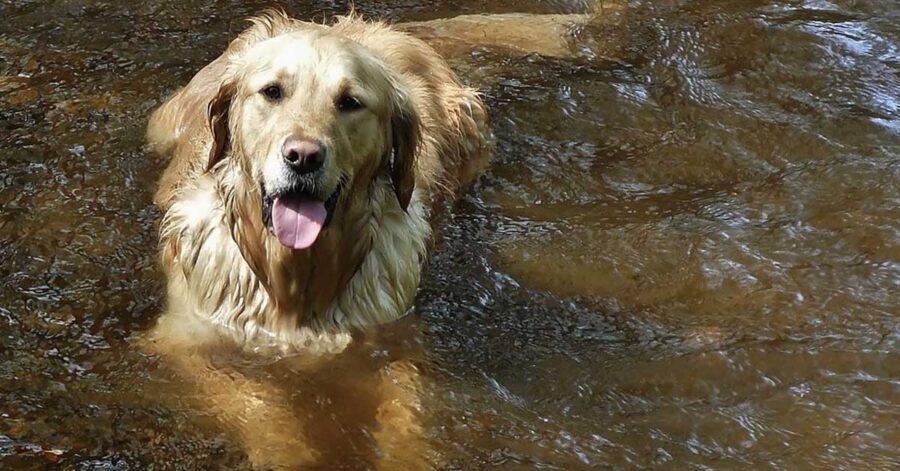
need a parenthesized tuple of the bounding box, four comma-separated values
(1, 0, 898, 469)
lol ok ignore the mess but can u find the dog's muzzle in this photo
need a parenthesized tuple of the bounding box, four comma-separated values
(261, 177, 343, 250)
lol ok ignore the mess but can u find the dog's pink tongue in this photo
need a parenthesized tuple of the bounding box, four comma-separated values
(272, 195, 327, 250)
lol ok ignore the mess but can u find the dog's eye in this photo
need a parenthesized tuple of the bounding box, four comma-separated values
(261, 84, 283, 101)
(335, 94, 363, 112)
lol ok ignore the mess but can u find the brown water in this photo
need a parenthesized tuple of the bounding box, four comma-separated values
(2, 0, 899, 469)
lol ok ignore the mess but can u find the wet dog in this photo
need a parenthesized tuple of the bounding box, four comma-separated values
(145, 11, 490, 469)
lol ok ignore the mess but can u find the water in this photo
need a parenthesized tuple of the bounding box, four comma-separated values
(2, 0, 899, 469)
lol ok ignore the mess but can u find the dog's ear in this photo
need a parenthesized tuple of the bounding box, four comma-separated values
(389, 89, 421, 212)
(207, 81, 235, 171)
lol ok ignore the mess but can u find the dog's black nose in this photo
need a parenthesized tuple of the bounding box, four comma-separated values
(282, 138, 325, 174)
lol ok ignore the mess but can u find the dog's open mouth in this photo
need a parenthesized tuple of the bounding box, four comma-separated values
(261, 184, 342, 250)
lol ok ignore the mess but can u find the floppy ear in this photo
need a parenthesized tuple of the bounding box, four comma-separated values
(389, 89, 421, 211)
(206, 81, 235, 171)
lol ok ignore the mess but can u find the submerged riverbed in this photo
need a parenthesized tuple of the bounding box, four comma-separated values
(1, 0, 898, 469)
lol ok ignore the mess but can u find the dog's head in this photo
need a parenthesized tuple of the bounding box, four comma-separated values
(207, 30, 420, 250)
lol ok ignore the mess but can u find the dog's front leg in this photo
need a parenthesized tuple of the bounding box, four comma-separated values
(145, 313, 318, 470)
(374, 359, 434, 470)
(203, 370, 316, 470)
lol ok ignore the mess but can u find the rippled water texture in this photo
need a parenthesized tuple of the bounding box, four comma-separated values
(2, 0, 899, 469)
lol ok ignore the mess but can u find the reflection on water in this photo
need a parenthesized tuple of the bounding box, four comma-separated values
(1, 0, 898, 469)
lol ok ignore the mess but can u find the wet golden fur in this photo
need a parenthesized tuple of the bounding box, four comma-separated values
(145, 11, 491, 469)
(149, 12, 491, 351)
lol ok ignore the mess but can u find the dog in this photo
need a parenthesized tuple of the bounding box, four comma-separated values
(144, 10, 491, 469)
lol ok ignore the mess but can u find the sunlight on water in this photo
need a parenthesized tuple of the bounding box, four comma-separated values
(1, 0, 898, 469)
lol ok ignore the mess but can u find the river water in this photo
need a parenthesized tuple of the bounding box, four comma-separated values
(1, 0, 898, 469)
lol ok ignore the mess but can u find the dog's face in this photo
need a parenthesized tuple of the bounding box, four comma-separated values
(208, 31, 420, 250)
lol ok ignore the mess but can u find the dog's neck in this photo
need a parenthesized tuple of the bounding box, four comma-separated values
(244, 184, 381, 322)
(161, 169, 430, 352)
(242, 178, 432, 337)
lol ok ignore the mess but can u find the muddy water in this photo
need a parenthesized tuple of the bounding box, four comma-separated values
(1, 0, 898, 469)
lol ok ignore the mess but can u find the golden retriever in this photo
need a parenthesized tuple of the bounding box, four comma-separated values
(144, 10, 490, 469)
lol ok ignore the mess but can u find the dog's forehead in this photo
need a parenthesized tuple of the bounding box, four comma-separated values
(242, 32, 370, 82)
